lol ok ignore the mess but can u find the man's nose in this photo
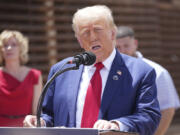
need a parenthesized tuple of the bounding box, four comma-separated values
(89, 30, 97, 41)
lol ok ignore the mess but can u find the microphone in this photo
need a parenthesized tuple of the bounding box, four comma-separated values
(68, 51, 96, 66)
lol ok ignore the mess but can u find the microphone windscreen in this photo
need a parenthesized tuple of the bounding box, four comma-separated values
(83, 51, 96, 66)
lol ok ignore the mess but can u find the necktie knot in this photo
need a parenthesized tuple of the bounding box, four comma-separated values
(94, 62, 104, 71)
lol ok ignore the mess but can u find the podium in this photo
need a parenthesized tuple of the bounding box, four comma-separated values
(100, 130, 138, 135)
(0, 127, 138, 135)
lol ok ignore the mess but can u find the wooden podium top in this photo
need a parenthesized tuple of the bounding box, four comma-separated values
(99, 130, 139, 135)
(0, 127, 138, 135)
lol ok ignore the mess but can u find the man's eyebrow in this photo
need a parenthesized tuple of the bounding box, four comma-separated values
(93, 25, 103, 28)
(80, 28, 89, 33)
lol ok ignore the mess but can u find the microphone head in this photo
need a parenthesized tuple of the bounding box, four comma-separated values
(73, 51, 96, 66)
(82, 51, 96, 66)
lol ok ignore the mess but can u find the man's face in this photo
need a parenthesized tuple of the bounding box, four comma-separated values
(116, 36, 137, 57)
(75, 18, 115, 63)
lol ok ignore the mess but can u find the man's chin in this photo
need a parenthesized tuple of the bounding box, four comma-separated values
(94, 54, 104, 63)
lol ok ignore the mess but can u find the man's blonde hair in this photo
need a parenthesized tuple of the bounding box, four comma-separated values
(0, 30, 29, 65)
(72, 5, 117, 33)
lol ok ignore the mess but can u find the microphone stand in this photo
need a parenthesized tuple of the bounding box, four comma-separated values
(36, 61, 79, 127)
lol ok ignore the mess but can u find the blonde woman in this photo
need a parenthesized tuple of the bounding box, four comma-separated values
(0, 30, 42, 126)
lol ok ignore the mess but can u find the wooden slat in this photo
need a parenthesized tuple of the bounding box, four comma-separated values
(0, 2, 47, 12)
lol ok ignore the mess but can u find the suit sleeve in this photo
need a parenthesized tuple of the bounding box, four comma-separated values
(114, 69, 161, 135)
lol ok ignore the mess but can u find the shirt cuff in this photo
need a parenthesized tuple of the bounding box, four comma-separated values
(111, 120, 129, 132)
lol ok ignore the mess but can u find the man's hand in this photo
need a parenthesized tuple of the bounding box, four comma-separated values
(93, 120, 120, 130)
(23, 115, 45, 127)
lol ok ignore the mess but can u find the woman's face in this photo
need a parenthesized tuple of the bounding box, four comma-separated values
(1, 37, 20, 63)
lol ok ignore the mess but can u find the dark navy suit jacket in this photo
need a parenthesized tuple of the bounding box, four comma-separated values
(42, 50, 161, 135)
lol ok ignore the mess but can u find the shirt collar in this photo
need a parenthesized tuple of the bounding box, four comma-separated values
(102, 48, 116, 71)
(85, 48, 116, 71)
(135, 51, 143, 58)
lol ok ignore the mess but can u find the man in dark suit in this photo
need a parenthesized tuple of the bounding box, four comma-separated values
(23, 5, 161, 135)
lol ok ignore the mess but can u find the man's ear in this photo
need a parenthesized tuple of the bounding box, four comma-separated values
(111, 28, 116, 41)
(134, 39, 138, 49)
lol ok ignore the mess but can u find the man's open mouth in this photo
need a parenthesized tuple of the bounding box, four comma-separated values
(92, 45, 101, 50)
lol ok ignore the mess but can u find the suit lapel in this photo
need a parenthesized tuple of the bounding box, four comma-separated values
(99, 51, 125, 119)
(66, 65, 84, 126)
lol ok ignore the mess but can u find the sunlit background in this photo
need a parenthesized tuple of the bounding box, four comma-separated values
(0, 0, 180, 134)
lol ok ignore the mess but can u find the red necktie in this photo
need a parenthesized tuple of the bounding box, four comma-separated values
(81, 62, 104, 128)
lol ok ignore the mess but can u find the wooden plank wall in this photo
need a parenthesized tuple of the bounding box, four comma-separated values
(0, 0, 180, 118)
(0, 0, 50, 80)
(159, 3, 180, 91)
(158, 2, 180, 119)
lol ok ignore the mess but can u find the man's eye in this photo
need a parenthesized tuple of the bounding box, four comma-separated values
(95, 28, 102, 32)
(81, 31, 89, 37)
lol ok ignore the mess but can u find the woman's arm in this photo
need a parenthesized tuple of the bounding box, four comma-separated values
(32, 74, 43, 115)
